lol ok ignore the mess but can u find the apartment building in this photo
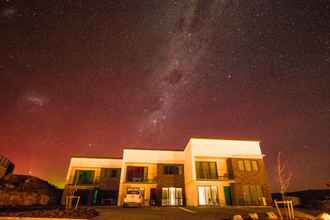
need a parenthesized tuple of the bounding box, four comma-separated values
(62, 138, 271, 207)
(62, 156, 122, 205)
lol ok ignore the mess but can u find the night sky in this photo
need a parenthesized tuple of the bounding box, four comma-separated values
(1, 0, 329, 191)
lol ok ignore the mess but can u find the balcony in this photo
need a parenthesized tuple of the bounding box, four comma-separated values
(125, 177, 158, 184)
(196, 174, 233, 181)
(66, 183, 98, 189)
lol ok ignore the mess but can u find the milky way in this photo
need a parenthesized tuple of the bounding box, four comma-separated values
(138, 0, 227, 141)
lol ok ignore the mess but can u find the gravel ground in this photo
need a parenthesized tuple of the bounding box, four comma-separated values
(93, 206, 276, 220)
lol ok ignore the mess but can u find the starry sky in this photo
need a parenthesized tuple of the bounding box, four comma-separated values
(1, 0, 329, 191)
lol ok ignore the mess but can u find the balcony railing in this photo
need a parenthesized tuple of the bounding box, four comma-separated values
(66, 183, 98, 189)
(126, 177, 158, 184)
(196, 175, 233, 181)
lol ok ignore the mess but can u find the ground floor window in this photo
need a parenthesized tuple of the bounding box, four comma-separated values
(198, 186, 218, 206)
(242, 184, 263, 205)
(162, 187, 183, 206)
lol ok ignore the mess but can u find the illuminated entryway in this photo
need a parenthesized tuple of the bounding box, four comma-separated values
(198, 186, 218, 206)
(162, 187, 183, 206)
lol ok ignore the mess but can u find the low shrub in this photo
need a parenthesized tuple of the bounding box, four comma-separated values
(0, 207, 98, 219)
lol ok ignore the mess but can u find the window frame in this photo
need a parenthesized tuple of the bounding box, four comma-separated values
(111, 169, 118, 178)
(73, 169, 95, 185)
(251, 160, 258, 171)
(241, 184, 264, 205)
(163, 165, 182, 175)
(244, 160, 252, 172)
(126, 166, 148, 182)
(238, 160, 245, 171)
(195, 161, 218, 180)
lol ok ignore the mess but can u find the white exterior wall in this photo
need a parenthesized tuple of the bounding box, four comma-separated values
(123, 149, 185, 164)
(184, 141, 197, 206)
(190, 138, 262, 157)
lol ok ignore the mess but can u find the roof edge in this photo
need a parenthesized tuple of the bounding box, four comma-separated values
(123, 147, 183, 152)
(189, 137, 261, 143)
(71, 155, 123, 160)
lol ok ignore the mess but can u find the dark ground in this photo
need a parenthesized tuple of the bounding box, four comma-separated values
(93, 207, 276, 220)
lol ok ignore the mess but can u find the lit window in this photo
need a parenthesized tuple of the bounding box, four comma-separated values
(241, 184, 263, 205)
(195, 161, 218, 179)
(162, 187, 183, 206)
(238, 160, 245, 171)
(251, 160, 258, 171)
(242, 185, 251, 204)
(244, 160, 252, 171)
(256, 185, 263, 200)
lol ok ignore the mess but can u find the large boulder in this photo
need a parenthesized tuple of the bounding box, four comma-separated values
(0, 155, 15, 178)
(0, 175, 61, 207)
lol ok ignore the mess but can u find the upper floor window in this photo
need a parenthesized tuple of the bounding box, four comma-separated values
(195, 161, 218, 179)
(251, 160, 258, 171)
(238, 160, 245, 171)
(163, 165, 182, 175)
(111, 169, 118, 178)
(126, 166, 148, 182)
(73, 170, 95, 185)
(238, 160, 259, 172)
(101, 168, 120, 179)
(244, 160, 252, 171)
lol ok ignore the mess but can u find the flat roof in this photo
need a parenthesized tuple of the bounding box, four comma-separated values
(124, 147, 183, 152)
(189, 137, 260, 143)
(70, 137, 262, 160)
(71, 155, 122, 160)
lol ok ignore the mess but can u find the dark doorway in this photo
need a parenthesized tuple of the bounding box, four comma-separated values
(76, 189, 92, 205)
(150, 188, 158, 206)
(224, 186, 232, 205)
(97, 190, 118, 205)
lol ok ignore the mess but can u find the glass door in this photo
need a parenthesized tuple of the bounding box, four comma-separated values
(162, 187, 183, 206)
(198, 186, 218, 206)
(169, 187, 176, 206)
(162, 188, 169, 206)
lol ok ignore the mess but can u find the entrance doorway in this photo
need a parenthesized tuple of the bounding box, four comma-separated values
(150, 188, 158, 206)
(75, 189, 92, 205)
(224, 186, 232, 205)
(198, 186, 218, 206)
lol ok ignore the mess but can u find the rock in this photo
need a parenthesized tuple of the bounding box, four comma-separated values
(0, 174, 61, 207)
